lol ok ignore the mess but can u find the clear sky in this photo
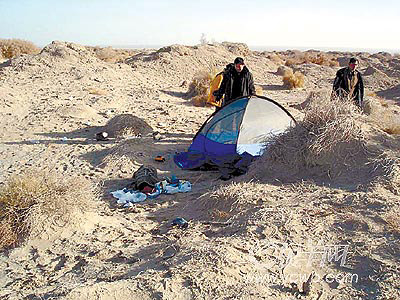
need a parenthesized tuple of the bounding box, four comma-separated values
(1, 0, 399, 52)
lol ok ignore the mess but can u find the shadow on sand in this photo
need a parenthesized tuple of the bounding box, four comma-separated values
(376, 84, 400, 104)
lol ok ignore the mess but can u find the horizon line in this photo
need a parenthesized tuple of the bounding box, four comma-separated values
(98, 44, 400, 54)
(35, 41, 400, 54)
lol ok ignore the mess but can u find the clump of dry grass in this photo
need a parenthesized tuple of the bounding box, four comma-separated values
(304, 53, 339, 67)
(211, 209, 231, 220)
(92, 46, 122, 62)
(267, 53, 284, 65)
(86, 46, 137, 63)
(103, 114, 153, 138)
(284, 52, 339, 67)
(92, 46, 117, 62)
(276, 65, 292, 76)
(187, 70, 214, 107)
(282, 69, 305, 89)
(0, 38, 40, 59)
(199, 182, 268, 217)
(285, 52, 339, 67)
(284, 57, 301, 67)
(291, 93, 363, 156)
(255, 85, 263, 95)
(0, 170, 98, 250)
(382, 123, 400, 135)
(188, 69, 262, 106)
(384, 208, 400, 234)
(249, 92, 366, 181)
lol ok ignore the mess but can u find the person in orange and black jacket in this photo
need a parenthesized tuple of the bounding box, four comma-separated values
(213, 57, 256, 111)
(332, 57, 364, 108)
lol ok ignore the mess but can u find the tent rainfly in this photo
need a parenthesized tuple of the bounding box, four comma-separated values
(174, 95, 296, 171)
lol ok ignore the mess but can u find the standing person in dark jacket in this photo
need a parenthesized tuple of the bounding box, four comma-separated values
(213, 57, 256, 110)
(332, 57, 364, 108)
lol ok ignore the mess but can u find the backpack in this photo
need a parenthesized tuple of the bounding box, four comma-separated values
(207, 72, 224, 107)
(130, 165, 159, 190)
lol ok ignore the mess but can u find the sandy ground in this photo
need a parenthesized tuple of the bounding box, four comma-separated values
(0, 41, 399, 299)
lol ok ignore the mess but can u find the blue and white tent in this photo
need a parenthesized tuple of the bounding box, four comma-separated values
(174, 95, 296, 170)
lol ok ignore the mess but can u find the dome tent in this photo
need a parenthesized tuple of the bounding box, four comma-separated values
(174, 95, 296, 172)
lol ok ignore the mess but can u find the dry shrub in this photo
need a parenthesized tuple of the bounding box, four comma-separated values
(103, 114, 153, 138)
(304, 53, 325, 65)
(328, 60, 340, 67)
(292, 94, 363, 157)
(86, 46, 137, 63)
(384, 207, 400, 233)
(249, 93, 366, 181)
(0, 170, 98, 249)
(117, 49, 139, 61)
(282, 69, 305, 89)
(0, 38, 40, 59)
(187, 70, 214, 107)
(285, 58, 301, 67)
(284, 53, 338, 67)
(305, 53, 339, 67)
(383, 123, 400, 135)
(199, 182, 268, 216)
(211, 209, 231, 220)
(188, 70, 260, 106)
(255, 85, 263, 95)
(92, 46, 118, 62)
(276, 65, 292, 76)
(267, 53, 283, 65)
(97, 46, 116, 61)
(192, 95, 208, 107)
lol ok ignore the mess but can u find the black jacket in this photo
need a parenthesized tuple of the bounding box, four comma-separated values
(215, 63, 255, 107)
(333, 67, 364, 107)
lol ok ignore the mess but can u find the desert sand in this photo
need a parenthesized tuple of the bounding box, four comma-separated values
(0, 41, 399, 299)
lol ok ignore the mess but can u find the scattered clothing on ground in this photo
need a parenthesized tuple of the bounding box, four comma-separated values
(112, 179, 192, 207)
(129, 165, 159, 191)
(171, 217, 189, 229)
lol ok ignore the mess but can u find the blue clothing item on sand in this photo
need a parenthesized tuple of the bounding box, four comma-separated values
(111, 180, 192, 206)
(172, 217, 189, 229)
(111, 188, 147, 207)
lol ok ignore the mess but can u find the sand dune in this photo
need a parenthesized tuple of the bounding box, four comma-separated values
(0, 41, 399, 300)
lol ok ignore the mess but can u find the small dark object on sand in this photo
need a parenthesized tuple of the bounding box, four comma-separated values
(96, 132, 109, 141)
(171, 217, 188, 229)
